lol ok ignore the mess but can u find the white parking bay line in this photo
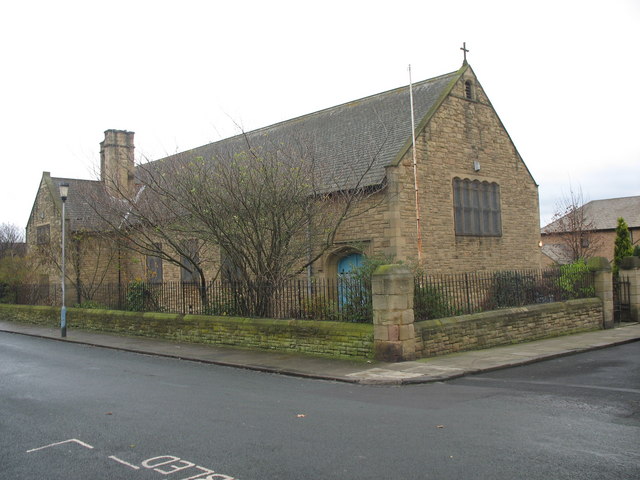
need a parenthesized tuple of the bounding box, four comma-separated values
(27, 438, 94, 453)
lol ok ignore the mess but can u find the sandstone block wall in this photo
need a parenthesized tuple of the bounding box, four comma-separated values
(0, 304, 373, 360)
(26, 174, 63, 285)
(2, 295, 605, 362)
(415, 298, 602, 358)
(372, 264, 415, 361)
(322, 69, 542, 274)
(392, 71, 541, 272)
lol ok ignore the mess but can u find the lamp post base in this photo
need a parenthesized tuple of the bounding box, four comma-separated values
(61, 306, 67, 338)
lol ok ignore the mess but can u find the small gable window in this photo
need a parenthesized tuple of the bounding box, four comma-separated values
(180, 239, 200, 284)
(221, 251, 243, 284)
(464, 80, 473, 100)
(146, 243, 163, 284)
(453, 178, 502, 237)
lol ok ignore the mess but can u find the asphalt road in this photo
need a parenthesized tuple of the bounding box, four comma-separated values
(1, 332, 638, 479)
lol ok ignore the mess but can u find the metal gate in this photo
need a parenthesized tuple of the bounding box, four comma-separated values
(613, 276, 631, 323)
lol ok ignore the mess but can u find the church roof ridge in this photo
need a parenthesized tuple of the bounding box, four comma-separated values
(237, 69, 460, 138)
(150, 67, 463, 192)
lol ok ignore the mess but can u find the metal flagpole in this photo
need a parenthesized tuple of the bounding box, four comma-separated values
(409, 65, 423, 263)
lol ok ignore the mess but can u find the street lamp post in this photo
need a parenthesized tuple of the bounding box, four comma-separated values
(59, 183, 69, 338)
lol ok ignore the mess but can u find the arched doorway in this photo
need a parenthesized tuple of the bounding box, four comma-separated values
(337, 252, 364, 309)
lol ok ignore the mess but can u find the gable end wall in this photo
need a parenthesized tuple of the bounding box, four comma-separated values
(391, 70, 541, 272)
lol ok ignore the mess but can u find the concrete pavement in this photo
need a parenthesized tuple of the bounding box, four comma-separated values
(1, 319, 639, 385)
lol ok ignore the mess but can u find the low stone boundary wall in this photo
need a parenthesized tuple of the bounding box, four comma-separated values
(0, 296, 606, 362)
(415, 298, 603, 358)
(0, 304, 373, 360)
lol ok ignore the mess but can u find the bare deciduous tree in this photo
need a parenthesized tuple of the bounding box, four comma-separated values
(146, 134, 384, 314)
(0, 222, 24, 258)
(0, 223, 30, 302)
(31, 222, 120, 305)
(67, 231, 120, 304)
(83, 167, 216, 308)
(87, 127, 388, 315)
(546, 185, 602, 262)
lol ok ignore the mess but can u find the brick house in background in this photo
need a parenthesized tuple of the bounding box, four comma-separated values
(26, 61, 542, 301)
(541, 196, 640, 266)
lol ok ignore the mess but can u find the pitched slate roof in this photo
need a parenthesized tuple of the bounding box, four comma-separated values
(542, 195, 640, 233)
(151, 68, 463, 192)
(44, 65, 466, 232)
(48, 176, 112, 232)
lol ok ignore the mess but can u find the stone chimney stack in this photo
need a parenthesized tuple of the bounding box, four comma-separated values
(100, 129, 135, 197)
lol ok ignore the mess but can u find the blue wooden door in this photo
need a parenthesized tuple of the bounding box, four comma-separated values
(338, 253, 363, 275)
(338, 253, 363, 307)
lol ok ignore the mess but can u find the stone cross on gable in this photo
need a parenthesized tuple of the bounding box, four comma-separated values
(460, 42, 469, 64)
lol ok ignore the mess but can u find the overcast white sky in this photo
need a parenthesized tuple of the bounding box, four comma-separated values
(1, 0, 638, 234)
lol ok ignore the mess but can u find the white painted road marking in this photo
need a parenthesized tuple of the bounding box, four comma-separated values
(27, 438, 238, 479)
(179, 466, 217, 479)
(109, 455, 141, 470)
(141, 456, 234, 479)
(26, 438, 94, 453)
(142, 456, 196, 474)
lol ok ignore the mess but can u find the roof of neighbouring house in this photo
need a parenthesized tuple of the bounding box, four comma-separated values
(150, 66, 466, 192)
(540, 243, 573, 265)
(542, 195, 640, 234)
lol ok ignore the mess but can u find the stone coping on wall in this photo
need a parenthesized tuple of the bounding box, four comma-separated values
(418, 298, 602, 328)
(0, 297, 606, 362)
(0, 304, 374, 360)
(415, 298, 603, 358)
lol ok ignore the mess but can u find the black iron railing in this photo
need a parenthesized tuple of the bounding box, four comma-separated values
(613, 275, 631, 323)
(5, 267, 597, 323)
(414, 268, 595, 321)
(7, 277, 372, 323)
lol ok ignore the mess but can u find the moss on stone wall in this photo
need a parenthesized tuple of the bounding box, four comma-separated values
(415, 298, 602, 358)
(0, 304, 373, 360)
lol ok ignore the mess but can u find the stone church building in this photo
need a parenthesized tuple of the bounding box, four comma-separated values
(26, 61, 542, 300)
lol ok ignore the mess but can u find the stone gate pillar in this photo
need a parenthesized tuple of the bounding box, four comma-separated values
(589, 257, 613, 329)
(620, 256, 640, 323)
(371, 264, 416, 362)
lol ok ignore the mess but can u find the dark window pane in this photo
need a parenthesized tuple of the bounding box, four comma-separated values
(452, 178, 502, 237)
(146, 243, 163, 284)
(181, 239, 199, 283)
(36, 225, 50, 245)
